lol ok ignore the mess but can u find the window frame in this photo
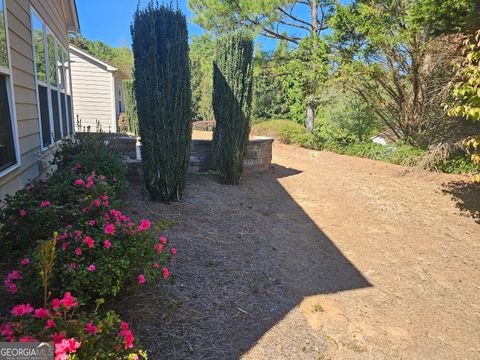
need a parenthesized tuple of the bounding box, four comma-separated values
(0, 0, 21, 178)
(30, 7, 72, 151)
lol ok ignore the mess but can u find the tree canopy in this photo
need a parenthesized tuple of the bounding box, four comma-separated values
(69, 35, 134, 77)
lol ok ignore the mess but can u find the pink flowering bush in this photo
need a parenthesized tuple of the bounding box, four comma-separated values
(0, 293, 146, 359)
(0, 136, 125, 260)
(0, 134, 176, 357)
(9, 197, 175, 305)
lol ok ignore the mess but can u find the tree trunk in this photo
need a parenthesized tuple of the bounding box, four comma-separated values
(306, 103, 315, 133)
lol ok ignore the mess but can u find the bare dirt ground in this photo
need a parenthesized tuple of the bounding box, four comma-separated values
(121, 139, 480, 360)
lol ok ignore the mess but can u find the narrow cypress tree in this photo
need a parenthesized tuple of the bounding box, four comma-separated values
(131, 2, 192, 202)
(122, 80, 139, 136)
(212, 32, 254, 185)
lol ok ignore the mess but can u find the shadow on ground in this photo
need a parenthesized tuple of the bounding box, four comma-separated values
(117, 164, 371, 359)
(442, 180, 480, 224)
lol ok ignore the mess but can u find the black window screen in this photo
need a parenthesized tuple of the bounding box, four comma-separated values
(51, 89, 61, 141)
(61, 94, 67, 136)
(67, 95, 73, 134)
(38, 84, 51, 147)
(0, 75, 16, 172)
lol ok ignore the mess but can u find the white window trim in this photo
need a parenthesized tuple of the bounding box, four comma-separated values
(0, 0, 21, 179)
(30, 7, 72, 151)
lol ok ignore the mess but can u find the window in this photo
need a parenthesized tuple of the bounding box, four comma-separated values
(0, 0, 19, 174)
(31, 9, 73, 149)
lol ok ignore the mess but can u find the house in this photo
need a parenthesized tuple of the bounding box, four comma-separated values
(0, 0, 79, 199)
(69, 45, 128, 133)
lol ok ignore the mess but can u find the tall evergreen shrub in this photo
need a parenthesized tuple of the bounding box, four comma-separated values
(212, 32, 254, 184)
(131, 3, 192, 202)
(122, 80, 139, 136)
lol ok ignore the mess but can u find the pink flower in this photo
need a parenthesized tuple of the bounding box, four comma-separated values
(45, 319, 56, 329)
(52, 292, 78, 310)
(103, 240, 111, 249)
(101, 194, 108, 200)
(137, 219, 151, 231)
(171, 248, 177, 255)
(154, 243, 163, 254)
(70, 263, 78, 269)
(153, 262, 159, 269)
(7, 270, 21, 280)
(74, 179, 85, 186)
(11, 304, 34, 316)
(159, 236, 167, 244)
(88, 264, 96, 272)
(40, 200, 50, 208)
(162, 267, 169, 279)
(73, 162, 81, 170)
(51, 332, 65, 343)
(83, 236, 95, 248)
(102, 201, 109, 207)
(85, 322, 98, 335)
(34, 308, 50, 319)
(104, 223, 115, 235)
(92, 199, 100, 207)
(7, 284, 17, 293)
(118, 322, 134, 349)
(88, 220, 96, 226)
(20, 258, 30, 265)
(137, 274, 145, 284)
(75, 248, 82, 256)
(62, 242, 70, 250)
(1, 322, 15, 341)
(55, 338, 81, 359)
(19, 209, 27, 217)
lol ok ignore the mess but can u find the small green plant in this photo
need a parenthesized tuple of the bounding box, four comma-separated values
(212, 31, 254, 184)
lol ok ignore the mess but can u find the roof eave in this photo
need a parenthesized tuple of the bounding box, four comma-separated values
(65, 0, 80, 34)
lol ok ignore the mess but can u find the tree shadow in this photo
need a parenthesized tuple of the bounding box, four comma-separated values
(442, 180, 480, 224)
(119, 163, 371, 359)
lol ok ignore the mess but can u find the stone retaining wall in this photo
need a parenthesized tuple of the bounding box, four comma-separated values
(77, 133, 273, 182)
(189, 137, 274, 174)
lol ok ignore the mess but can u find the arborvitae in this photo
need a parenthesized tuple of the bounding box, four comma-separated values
(212, 32, 254, 185)
(122, 80, 139, 136)
(131, 2, 192, 202)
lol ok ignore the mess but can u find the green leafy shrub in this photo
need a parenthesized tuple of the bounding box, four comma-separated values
(131, 3, 192, 201)
(123, 80, 139, 136)
(212, 32, 254, 184)
(336, 142, 425, 166)
(251, 119, 323, 150)
(435, 154, 480, 174)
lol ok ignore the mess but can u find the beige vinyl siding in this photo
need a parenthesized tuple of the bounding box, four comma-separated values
(0, 0, 70, 198)
(70, 49, 115, 132)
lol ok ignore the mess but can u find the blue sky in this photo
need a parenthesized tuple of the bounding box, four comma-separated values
(76, 0, 205, 47)
(75, 0, 337, 52)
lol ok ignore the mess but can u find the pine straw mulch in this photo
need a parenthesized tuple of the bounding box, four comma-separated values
(114, 168, 357, 359)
